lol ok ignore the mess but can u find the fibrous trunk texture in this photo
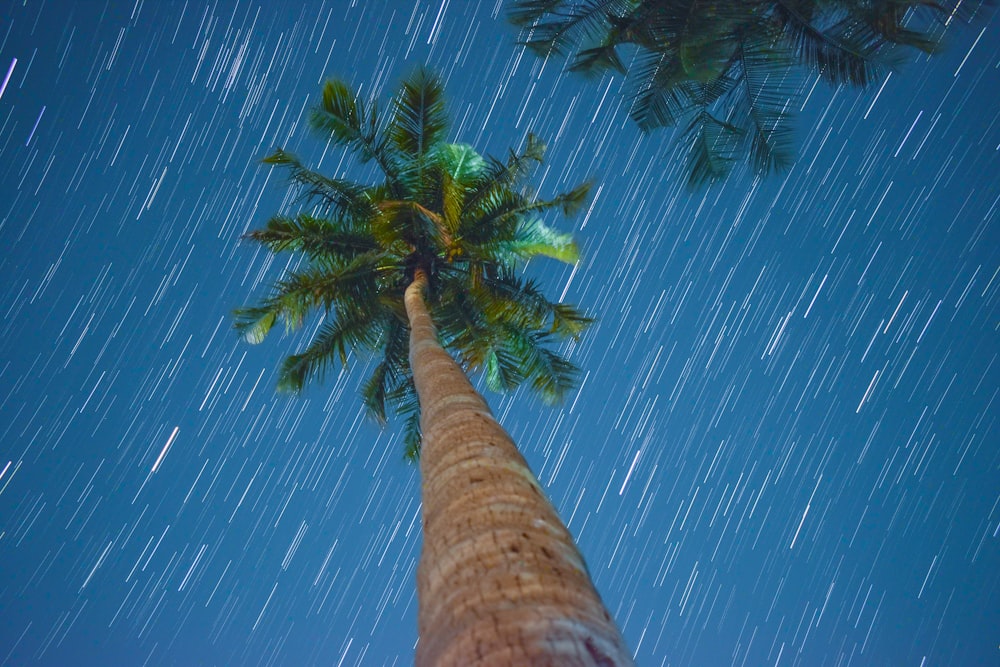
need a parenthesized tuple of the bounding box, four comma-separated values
(405, 271, 633, 666)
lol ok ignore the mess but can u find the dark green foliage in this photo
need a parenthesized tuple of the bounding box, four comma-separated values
(235, 68, 592, 461)
(509, 0, 989, 187)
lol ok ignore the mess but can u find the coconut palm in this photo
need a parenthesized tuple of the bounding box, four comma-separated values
(234, 68, 634, 665)
(509, 0, 987, 187)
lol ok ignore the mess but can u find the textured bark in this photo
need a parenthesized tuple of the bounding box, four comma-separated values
(405, 270, 634, 667)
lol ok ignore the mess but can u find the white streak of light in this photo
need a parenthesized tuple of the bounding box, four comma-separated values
(251, 581, 279, 632)
(25, 106, 45, 145)
(0, 58, 15, 101)
(0, 460, 22, 498)
(427, 0, 450, 44)
(790, 475, 822, 549)
(764, 311, 793, 357)
(314, 540, 339, 586)
(241, 368, 266, 410)
(179, 543, 208, 591)
(336, 638, 353, 667)
(151, 427, 179, 473)
(803, 273, 828, 319)
(916, 300, 942, 344)
(883, 290, 908, 333)
(893, 110, 923, 157)
(856, 369, 881, 413)
(80, 541, 114, 591)
(619, 447, 642, 495)
(559, 260, 579, 302)
(954, 24, 987, 77)
(863, 73, 891, 119)
(918, 555, 938, 599)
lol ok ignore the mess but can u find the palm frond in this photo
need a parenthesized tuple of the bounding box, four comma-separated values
(310, 79, 398, 178)
(235, 252, 388, 343)
(628, 49, 695, 131)
(278, 306, 387, 393)
(681, 110, 744, 188)
(504, 217, 581, 264)
(678, 9, 742, 83)
(233, 306, 277, 345)
(510, 0, 634, 59)
(503, 325, 580, 404)
(375, 199, 451, 257)
(431, 269, 585, 405)
(460, 140, 542, 225)
(510, 0, 984, 187)
(522, 132, 547, 163)
(733, 29, 796, 177)
(390, 68, 448, 161)
(461, 180, 591, 252)
(439, 168, 463, 241)
(243, 214, 380, 259)
(434, 142, 487, 185)
(398, 384, 423, 463)
(468, 268, 592, 340)
(434, 283, 493, 355)
(550, 302, 594, 338)
(773, 2, 889, 86)
(433, 143, 487, 237)
(548, 180, 592, 216)
(364, 331, 422, 464)
(287, 254, 387, 310)
(359, 319, 409, 422)
(568, 41, 628, 76)
(260, 148, 370, 215)
(485, 346, 526, 393)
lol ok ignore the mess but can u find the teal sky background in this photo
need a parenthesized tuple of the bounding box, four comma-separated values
(0, 2, 997, 665)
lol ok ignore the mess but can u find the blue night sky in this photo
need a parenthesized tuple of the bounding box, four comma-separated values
(1, 2, 997, 666)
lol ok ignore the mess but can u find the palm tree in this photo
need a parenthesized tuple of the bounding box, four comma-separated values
(234, 68, 634, 666)
(509, 0, 988, 187)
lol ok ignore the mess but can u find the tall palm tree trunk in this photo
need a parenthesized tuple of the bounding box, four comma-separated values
(405, 270, 634, 666)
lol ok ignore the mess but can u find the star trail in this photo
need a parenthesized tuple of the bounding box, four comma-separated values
(0, 2, 997, 666)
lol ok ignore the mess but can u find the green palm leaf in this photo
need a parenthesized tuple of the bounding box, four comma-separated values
(397, 385, 422, 462)
(471, 269, 593, 339)
(433, 142, 486, 237)
(359, 319, 409, 422)
(235, 252, 388, 340)
(484, 344, 525, 394)
(310, 79, 398, 182)
(734, 29, 796, 177)
(390, 68, 448, 159)
(460, 181, 591, 252)
(278, 306, 387, 393)
(629, 50, 695, 131)
(244, 214, 379, 260)
(233, 306, 277, 345)
(503, 325, 580, 404)
(682, 110, 743, 188)
(773, 2, 888, 86)
(505, 217, 581, 264)
(261, 148, 370, 216)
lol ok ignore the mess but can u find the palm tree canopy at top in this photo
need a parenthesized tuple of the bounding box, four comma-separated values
(508, 0, 989, 187)
(234, 68, 593, 460)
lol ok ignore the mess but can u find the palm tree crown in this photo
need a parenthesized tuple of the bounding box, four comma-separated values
(509, 0, 987, 187)
(235, 68, 592, 460)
